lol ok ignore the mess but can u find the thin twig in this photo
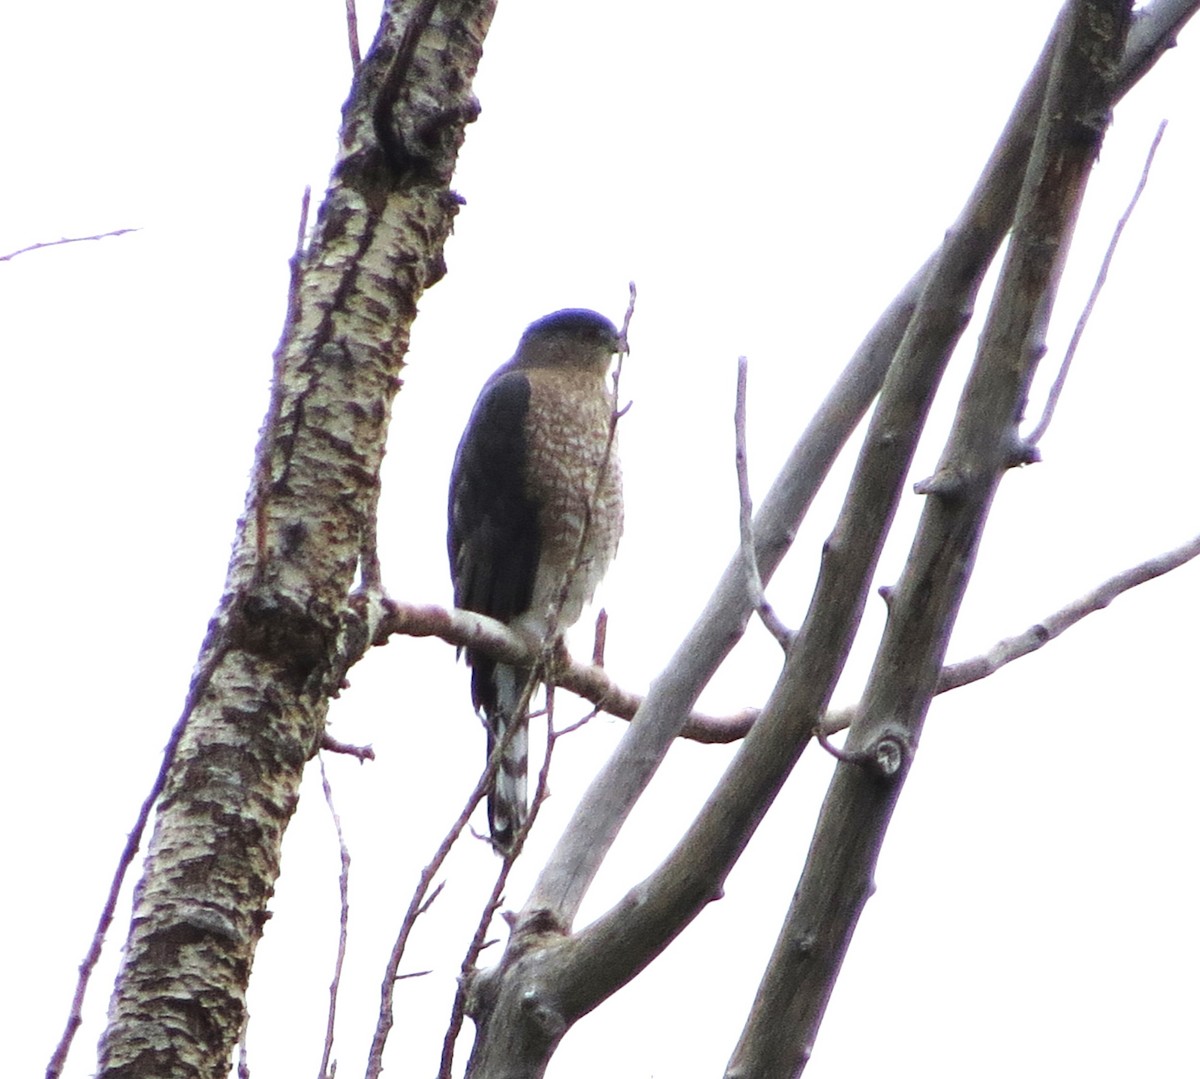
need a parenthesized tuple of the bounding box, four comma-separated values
(316, 757, 352, 1079)
(345, 0, 362, 70)
(591, 608, 608, 667)
(416, 880, 447, 917)
(619, 280, 637, 348)
(45, 643, 229, 1079)
(937, 528, 1200, 692)
(735, 357, 793, 649)
(822, 530, 1200, 733)
(553, 701, 603, 739)
(1026, 119, 1167, 445)
(236, 1010, 251, 1079)
(437, 687, 568, 1079)
(0, 227, 139, 262)
(364, 681, 535, 1079)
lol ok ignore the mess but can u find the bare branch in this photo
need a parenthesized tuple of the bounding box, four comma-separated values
(0, 227, 139, 262)
(591, 608, 608, 667)
(317, 757, 352, 1079)
(455, 9, 1200, 1071)
(345, 0, 362, 70)
(437, 687, 572, 1079)
(939, 530, 1200, 692)
(376, 597, 754, 738)
(735, 357, 794, 650)
(365, 706, 523, 1079)
(517, 0, 1104, 935)
(236, 1015, 251, 1079)
(1026, 119, 1168, 445)
(46, 642, 230, 1079)
(618, 280, 637, 351)
(729, 6, 1135, 1071)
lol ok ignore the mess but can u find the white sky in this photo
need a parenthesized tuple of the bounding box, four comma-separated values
(3, 2, 1198, 1077)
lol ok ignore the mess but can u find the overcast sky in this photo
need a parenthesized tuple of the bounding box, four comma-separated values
(4, 2, 1198, 1077)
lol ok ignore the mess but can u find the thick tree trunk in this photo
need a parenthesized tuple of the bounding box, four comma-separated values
(95, 3, 496, 1076)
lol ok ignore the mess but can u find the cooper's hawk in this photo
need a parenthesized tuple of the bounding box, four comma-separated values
(448, 309, 624, 850)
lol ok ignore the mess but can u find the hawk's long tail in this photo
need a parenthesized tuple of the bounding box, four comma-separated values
(473, 659, 530, 852)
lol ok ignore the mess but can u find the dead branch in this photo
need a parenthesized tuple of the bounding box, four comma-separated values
(735, 357, 794, 650)
(345, 0, 362, 70)
(0, 227, 139, 262)
(939, 530, 1200, 691)
(1026, 119, 1168, 444)
(317, 757, 352, 1079)
(729, 5, 1135, 1071)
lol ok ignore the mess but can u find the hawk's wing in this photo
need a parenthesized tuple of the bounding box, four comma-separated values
(447, 369, 542, 709)
(448, 369, 543, 848)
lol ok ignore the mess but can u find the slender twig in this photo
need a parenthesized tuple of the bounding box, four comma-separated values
(0, 227, 139, 262)
(553, 701, 603, 739)
(437, 689, 580, 1079)
(416, 881, 446, 917)
(735, 357, 794, 649)
(1026, 120, 1167, 445)
(364, 678, 535, 1079)
(591, 608, 608, 667)
(236, 1011, 251, 1079)
(45, 643, 228, 1079)
(619, 280, 637, 349)
(940, 529, 1200, 690)
(316, 757, 352, 1079)
(345, 0, 362, 70)
(821, 531, 1200, 732)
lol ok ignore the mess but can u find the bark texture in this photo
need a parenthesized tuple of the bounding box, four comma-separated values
(96, 3, 496, 1077)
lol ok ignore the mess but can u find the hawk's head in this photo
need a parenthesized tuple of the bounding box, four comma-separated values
(514, 308, 623, 372)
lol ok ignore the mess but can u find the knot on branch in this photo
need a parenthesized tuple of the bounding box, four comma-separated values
(869, 727, 911, 779)
(227, 590, 337, 694)
(816, 721, 913, 781)
(520, 987, 567, 1042)
(1007, 439, 1042, 468)
(913, 465, 969, 499)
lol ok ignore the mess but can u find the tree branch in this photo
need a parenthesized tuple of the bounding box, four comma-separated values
(1026, 118, 1167, 444)
(728, 4, 1134, 1073)
(458, 3, 1196, 1074)
(316, 757, 352, 1079)
(936, 530, 1200, 692)
(735, 357, 794, 650)
(0, 227, 139, 262)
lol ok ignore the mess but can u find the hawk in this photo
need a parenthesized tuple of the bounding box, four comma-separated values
(448, 309, 624, 850)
